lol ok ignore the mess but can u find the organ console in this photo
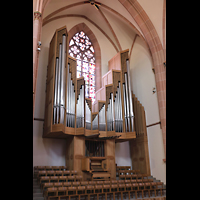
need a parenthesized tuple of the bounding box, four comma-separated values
(43, 26, 150, 179)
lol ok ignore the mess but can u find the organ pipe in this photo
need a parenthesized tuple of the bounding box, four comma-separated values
(99, 104, 105, 131)
(85, 100, 91, 130)
(53, 35, 66, 125)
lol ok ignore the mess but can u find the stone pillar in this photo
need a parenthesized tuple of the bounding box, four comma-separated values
(33, 11, 42, 118)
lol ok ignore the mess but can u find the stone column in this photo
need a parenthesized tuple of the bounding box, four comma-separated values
(33, 11, 42, 118)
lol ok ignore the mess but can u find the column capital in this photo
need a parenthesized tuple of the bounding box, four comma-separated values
(34, 11, 42, 20)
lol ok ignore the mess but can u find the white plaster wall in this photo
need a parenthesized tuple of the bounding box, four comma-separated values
(115, 141, 132, 168)
(147, 125, 166, 184)
(130, 36, 166, 184)
(33, 121, 67, 168)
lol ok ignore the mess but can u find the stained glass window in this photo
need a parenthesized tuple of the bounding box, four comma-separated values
(69, 31, 96, 103)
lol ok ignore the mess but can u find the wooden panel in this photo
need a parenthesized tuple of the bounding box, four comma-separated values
(129, 134, 150, 175)
(75, 127, 85, 135)
(65, 126, 75, 135)
(120, 50, 129, 83)
(132, 93, 146, 136)
(100, 87, 106, 101)
(52, 124, 64, 132)
(92, 101, 98, 113)
(44, 26, 68, 137)
(105, 84, 113, 110)
(73, 136, 85, 177)
(81, 157, 90, 171)
(56, 26, 67, 57)
(95, 87, 105, 102)
(68, 56, 77, 87)
(102, 159, 109, 170)
(112, 71, 121, 101)
(130, 92, 150, 175)
(76, 77, 84, 99)
(105, 139, 116, 179)
(85, 129, 93, 136)
(108, 51, 121, 71)
(65, 136, 74, 170)
(96, 87, 102, 102)
(86, 98, 92, 111)
(92, 112, 98, 121)
(107, 70, 113, 85)
(102, 75, 107, 87)
(44, 30, 57, 136)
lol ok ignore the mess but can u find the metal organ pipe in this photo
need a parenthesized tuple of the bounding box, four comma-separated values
(56, 44, 62, 123)
(60, 35, 66, 124)
(107, 94, 114, 131)
(76, 85, 84, 128)
(99, 104, 105, 131)
(66, 64, 69, 127)
(111, 93, 114, 131)
(92, 114, 98, 130)
(118, 82, 123, 132)
(66, 62, 76, 128)
(124, 73, 130, 132)
(81, 86, 84, 127)
(53, 35, 67, 125)
(114, 84, 123, 132)
(53, 58, 59, 124)
(76, 87, 80, 128)
(114, 89, 118, 132)
(72, 83, 75, 128)
(85, 101, 91, 130)
(123, 59, 135, 132)
(123, 83, 128, 132)
(126, 59, 134, 132)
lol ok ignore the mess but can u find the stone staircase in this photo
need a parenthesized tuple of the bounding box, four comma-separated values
(33, 178, 44, 200)
(147, 175, 166, 193)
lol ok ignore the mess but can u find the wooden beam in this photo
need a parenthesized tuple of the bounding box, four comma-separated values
(146, 121, 161, 128)
(85, 133, 100, 138)
(34, 118, 44, 121)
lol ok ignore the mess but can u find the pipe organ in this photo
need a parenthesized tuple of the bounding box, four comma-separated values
(43, 27, 150, 180)
(44, 27, 136, 140)
(43, 26, 150, 179)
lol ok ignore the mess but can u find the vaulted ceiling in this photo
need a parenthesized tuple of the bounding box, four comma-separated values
(42, 0, 147, 53)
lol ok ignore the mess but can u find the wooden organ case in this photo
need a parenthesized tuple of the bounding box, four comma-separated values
(43, 27, 150, 180)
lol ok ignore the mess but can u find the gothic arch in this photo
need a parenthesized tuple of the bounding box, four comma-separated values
(68, 23, 102, 91)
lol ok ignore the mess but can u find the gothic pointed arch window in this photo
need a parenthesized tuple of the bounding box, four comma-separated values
(69, 31, 95, 103)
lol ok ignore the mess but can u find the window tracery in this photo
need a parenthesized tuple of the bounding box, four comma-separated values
(69, 31, 95, 103)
